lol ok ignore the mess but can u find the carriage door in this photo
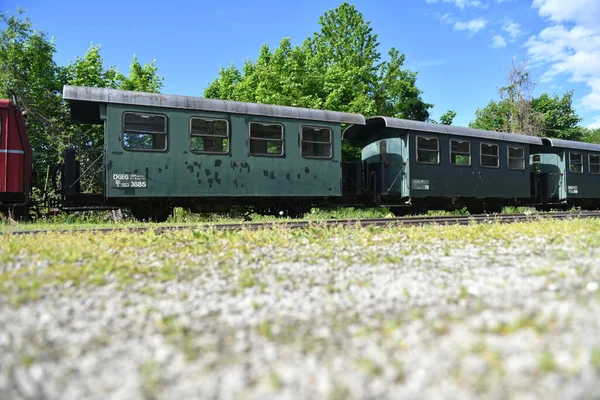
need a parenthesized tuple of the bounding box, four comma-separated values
(379, 139, 388, 193)
(531, 153, 561, 202)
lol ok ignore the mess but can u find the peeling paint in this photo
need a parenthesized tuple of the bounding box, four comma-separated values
(214, 159, 222, 167)
(305, 167, 310, 174)
(205, 169, 211, 177)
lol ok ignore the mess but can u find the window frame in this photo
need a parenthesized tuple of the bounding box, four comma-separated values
(588, 153, 600, 175)
(415, 135, 440, 165)
(569, 152, 583, 174)
(121, 111, 168, 152)
(507, 145, 526, 171)
(248, 121, 285, 157)
(188, 116, 230, 155)
(300, 125, 333, 160)
(449, 139, 471, 167)
(480, 142, 500, 169)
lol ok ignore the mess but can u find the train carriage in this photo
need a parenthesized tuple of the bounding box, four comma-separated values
(62, 86, 364, 220)
(344, 116, 545, 214)
(531, 138, 600, 209)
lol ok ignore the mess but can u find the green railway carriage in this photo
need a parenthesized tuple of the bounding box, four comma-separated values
(62, 86, 364, 220)
(344, 116, 545, 214)
(531, 138, 600, 208)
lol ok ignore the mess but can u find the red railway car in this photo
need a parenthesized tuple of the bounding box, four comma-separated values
(0, 99, 32, 213)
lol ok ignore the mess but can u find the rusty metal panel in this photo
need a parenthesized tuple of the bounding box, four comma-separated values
(64, 86, 365, 125)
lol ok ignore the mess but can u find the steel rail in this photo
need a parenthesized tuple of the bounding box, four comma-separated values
(2, 211, 600, 236)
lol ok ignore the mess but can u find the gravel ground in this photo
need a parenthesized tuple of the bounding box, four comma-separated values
(1, 221, 600, 399)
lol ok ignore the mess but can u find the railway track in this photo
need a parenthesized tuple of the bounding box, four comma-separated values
(2, 210, 600, 236)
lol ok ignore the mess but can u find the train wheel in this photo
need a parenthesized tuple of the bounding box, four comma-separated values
(131, 203, 172, 223)
(389, 207, 409, 217)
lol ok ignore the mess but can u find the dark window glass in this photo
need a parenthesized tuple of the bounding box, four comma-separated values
(301, 126, 332, 159)
(122, 112, 167, 151)
(590, 154, 600, 174)
(481, 143, 499, 168)
(249, 123, 284, 156)
(569, 152, 583, 173)
(508, 146, 525, 170)
(450, 139, 470, 166)
(190, 118, 229, 153)
(416, 136, 439, 164)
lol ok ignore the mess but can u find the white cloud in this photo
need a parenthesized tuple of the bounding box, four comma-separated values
(527, 0, 600, 119)
(533, 0, 600, 28)
(454, 18, 488, 34)
(425, 0, 485, 9)
(438, 12, 454, 24)
(491, 35, 507, 48)
(502, 20, 522, 41)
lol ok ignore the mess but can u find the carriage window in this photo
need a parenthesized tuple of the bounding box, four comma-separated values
(122, 112, 167, 151)
(450, 139, 470, 166)
(569, 152, 583, 173)
(481, 143, 499, 168)
(532, 154, 542, 173)
(301, 126, 332, 159)
(190, 117, 229, 154)
(588, 154, 600, 174)
(416, 136, 439, 164)
(508, 146, 525, 170)
(249, 122, 284, 156)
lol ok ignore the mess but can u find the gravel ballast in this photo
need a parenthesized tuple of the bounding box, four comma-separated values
(1, 219, 600, 399)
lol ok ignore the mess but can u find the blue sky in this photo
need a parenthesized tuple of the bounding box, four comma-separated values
(3, 0, 600, 128)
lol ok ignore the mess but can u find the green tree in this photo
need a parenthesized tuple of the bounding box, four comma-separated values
(469, 100, 512, 132)
(470, 60, 583, 140)
(205, 2, 435, 157)
(0, 9, 63, 175)
(531, 91, 582, 140)
(581, 128, 600, 144)
(121, 55, 163, 93)
(1, 9, 164, 192)
(430, 109, 457, 125)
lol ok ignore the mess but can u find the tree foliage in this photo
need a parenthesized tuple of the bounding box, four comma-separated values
(531, 92, 583, 140)
(470, 59, 584, 140)
(0, 9, 164, 182)
(430, 109, 456, 125)
(0, 9, 63, 175)
(120, 55, 163, 93)
(582, 128, 600, 144)
(205, 3, 436, 128)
